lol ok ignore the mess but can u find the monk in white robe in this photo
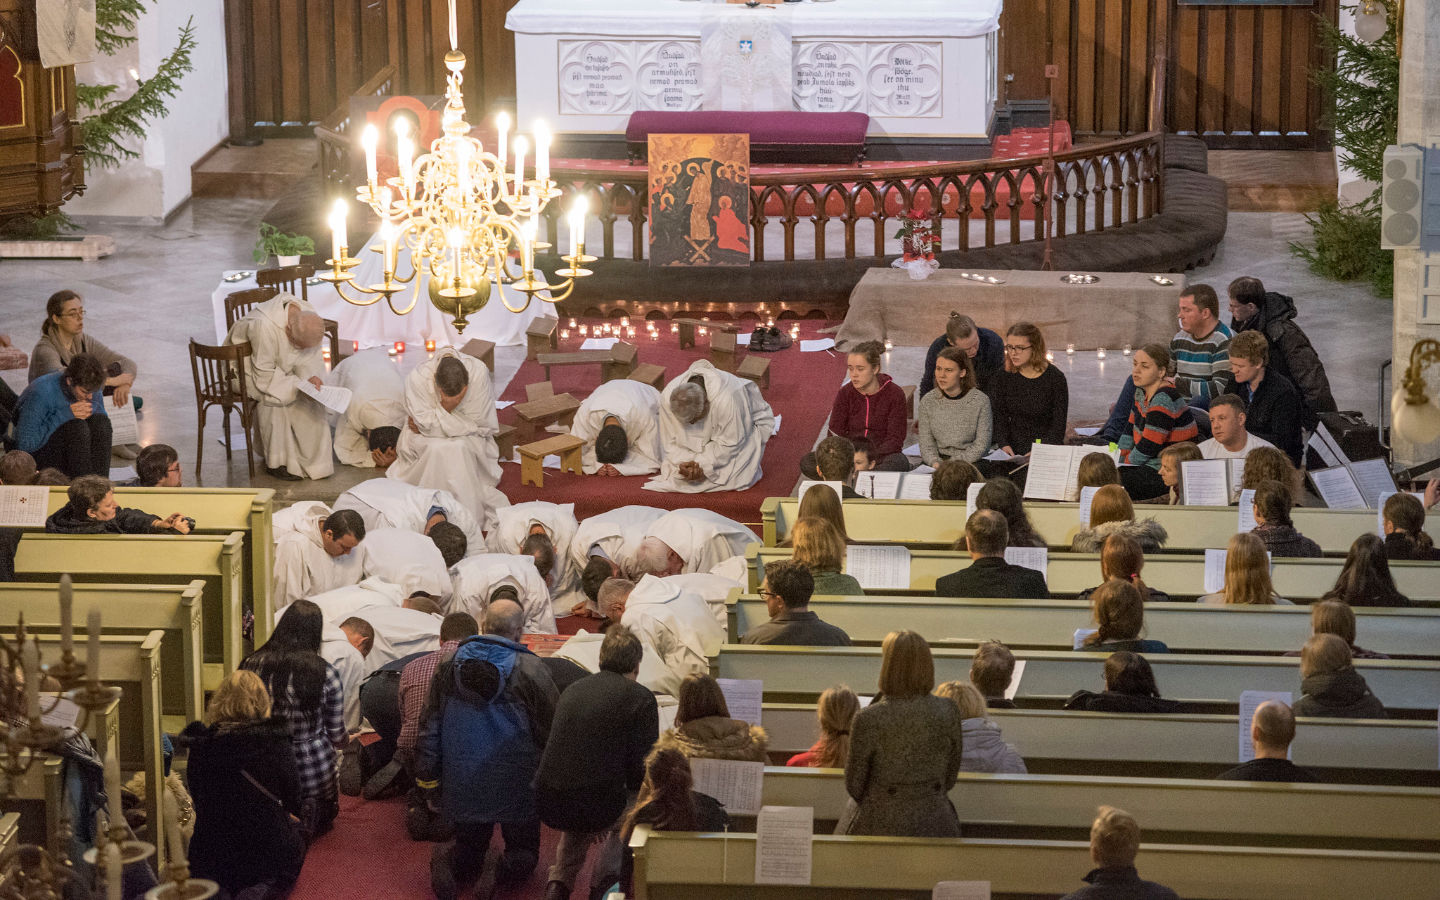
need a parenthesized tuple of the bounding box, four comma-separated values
(285, 577, 403, 628)
(553, 630, 677, 697)
(225, 293, 333, 480)
(487, 501, 580, 614)
(387, 350, 508, 530)
(663, 571, 744, 630)
(646, 360, 774, 493)
(272, 507, 367, 610)
(569, 505, 667, 614)
(599, 575, 724, 696)
(328, 347, 405, 468)
(449, 552, 557, 634)
(570, 379, 663, 476)
(333, 478, 484, 559)
(361, 527, 454, 605)
(636, 508, 760, 577)
(348, 604, 442, 669)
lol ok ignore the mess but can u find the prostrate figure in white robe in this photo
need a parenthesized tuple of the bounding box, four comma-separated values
(570, 505, 667, 613)
(225, 293, 333, 480)
(449, 552, 557, 634)
(273, 507, 367, 610)
(346, 603, 443, 669)
(596, 576, 724, 696)
(328, 347, 406, 468)
(636, 508, 760, 577)
(662, 572, 744, 630)
(272, 500, 333, 540)
(333, 478, 484, 559)
(361, 526, 463, 606)
(287, 577, 404, 628)
(387, 350, 508, 530)
(570, 379, 663, 476)
(487, 501, 580, 615)
(322, 619, 370, 731)
(646, 359, 774, 493)
(553, 627, 676, 697)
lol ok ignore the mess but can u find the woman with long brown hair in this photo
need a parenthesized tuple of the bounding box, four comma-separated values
(989, 321, 1069, 454)
(1078, 580, 1169, 653)
(787, 685, 860, 768)
(1070, 484, 1168, 552)
(804, 340, 911, 476)
(797, 482, 849, 542)
(654, 674, 768, 762)
(1076, 533, 1171, 603)
(618, 747, 730, 889)
(1323, 533, 1410, 607)
(1199, 532, 1292, 605)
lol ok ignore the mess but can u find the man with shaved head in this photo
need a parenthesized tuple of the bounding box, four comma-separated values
(1216, 700, 1317, 782)
(225, 292, 333, 479)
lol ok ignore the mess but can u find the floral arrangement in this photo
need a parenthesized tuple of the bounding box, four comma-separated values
(891, 206, 941, 279)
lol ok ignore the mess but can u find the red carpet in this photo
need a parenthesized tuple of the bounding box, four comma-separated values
(495, 318, 843, 527)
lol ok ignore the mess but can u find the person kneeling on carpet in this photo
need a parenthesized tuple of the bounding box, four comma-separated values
(570, 379, 663, 477)
(647, 359, 774, 493)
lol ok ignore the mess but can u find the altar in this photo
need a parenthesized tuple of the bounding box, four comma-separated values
(505, 0, 1002, 142)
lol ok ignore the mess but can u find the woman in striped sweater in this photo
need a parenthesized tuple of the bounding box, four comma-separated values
(1116, 344, 1199, 501)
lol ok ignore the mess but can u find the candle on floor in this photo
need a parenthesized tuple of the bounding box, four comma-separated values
(670, 323, 679, 334)
(353, 341, 360, 353)
(699, 327, 707, 337)
(568, 318, 577, 328)
(1096, 348, 1107, 359)
(425, 339, 437, 352)
(578, 325, 588, 336)
(1122, 344, 1132, 356)
(387, 346, 397, 357)
(621, 317, 630, 328)
(1066, 344, 1075, 356)
(394, 341, 405, 354)
(322, 348, 331, 362)
(627, 327, 636, 338)
(560, 329, 569, 340)
(884, 340, 894, 351)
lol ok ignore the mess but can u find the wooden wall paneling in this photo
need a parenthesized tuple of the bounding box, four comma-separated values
(1053, 0, 1073, 126)
(1200, 8, 1226, 136)
(276, 0, 301, 123)
(1308, 0, 1337, 146)
(1074, 0, 1097, 134)
(1286, 4, 1312, 137)
(479, 0, 520, 112)
(1258, 7, 1282, 134)
(1171, 5, 1199, 136)
(1226, 6, 1253, 136)
(1100, 0, 1124, 135)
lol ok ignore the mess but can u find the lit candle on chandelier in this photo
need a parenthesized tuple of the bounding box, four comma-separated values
(362, 124, 379, 193)
(396, 119, 415, 199)
(513, 135, 529, 197)
(496, 112, 510, 170)
(457, 142, 472, 199)
(449, 227, 466, 285)
(568, 196, 588, 255)
(380, 221, 398, 274)
(329, 199, 348, 264)
(534, 121, 550, 184)
(521, 218, 537, 275)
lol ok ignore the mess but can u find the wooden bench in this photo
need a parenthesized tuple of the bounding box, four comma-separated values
(743, 545, 1440, 601)
(536, 340, 637, 383)
(460, 337, 495, 371)
(735, 355, 770, 391)
(725, 593, 1440, 658)
(709, 329, 738, 371)
(670, 317, 738, 350)
(6, 757, 63, 859)
(512, 392, 581, 444)
(525, 315, 558, 361)
(760, 497, 1440, 553)
(631, 828, 1440, 900)
(518, 434, 584, 487)
(714, 644, 1440, 711)
(628, 363, 666, 391)
(0, 581, 206, 720)
(495, 423, 517, 461)
(15, 532, 250, 683)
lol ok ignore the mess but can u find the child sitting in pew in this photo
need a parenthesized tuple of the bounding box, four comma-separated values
(45, 474, 194, 535)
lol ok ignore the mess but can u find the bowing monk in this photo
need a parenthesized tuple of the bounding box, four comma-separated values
(646, 360, 774, 493)
(329, 348, 406, 468)
(569, 379, 662, 477)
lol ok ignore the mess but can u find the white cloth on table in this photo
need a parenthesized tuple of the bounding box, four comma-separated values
(660, 571, 744, 630)
(333, 478, 485, 560)
(571, 380, 663, 476)
(348, 604, 443, 670)
(288, 577, 404, 628)
(328, 348, 406, 468)
(553, 630, 677, 698)
(619, 574, 725, 697)
(646, 360, 774, 494)
(449, 553, 557, 634)
(487, 501, 581, 615)
(387, 350, 508, 531)
(272, 504, 365, 610)
(225, 294, 334, 479)
(321, 624, 367, 731)
(361, 527, 453, 605)
(643, 508, 760, 575)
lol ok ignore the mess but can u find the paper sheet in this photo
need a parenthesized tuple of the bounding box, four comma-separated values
(717, 678, 764, 726)
(800, 338, 836, 352)
(1310, 466, 1366, 510)
(1228, 456, 1246, 502)
(1078, 486, 1100, 527)
(1003, 660, 1025, 700)
(902, 443, 920, 456)
(1022, 443, 1076, 502)
(1072, 628, 1098, 649)
(1237, 489, 1257, 533)
(109, 466, 137, 483)
(772, 415, 782, 436)
(911, 464, 935, 475)
(1307, 429, 1342, 468)
(933, 882, 992, 900)
(580, 337, 619, 351)
(106, 395, 139, 446)
(297, 380, 352, 414)
(1312, 423, 1350, 467)
(867, 472, 901, 500)
(39, 694, 82, 731)
(1004, 547, 1048, 582)
(1182, 459, 1230, 506)
(736, 332, 752, 346)
(1238, 690, 1293, 762)
(217, 431, 247, 450)
(496, 400, 514, 409)
(690, 759, 763, 815)
(1349, 458, 1398, 509)
(898, 473, 933, 500)
(755, 806, 813, 885)
(657, 697, 679, 733)
(845, 545, 911, 590)
(964, 481, 984, 525)
(0, 486, 48, 527)
(1203, 548, 1227, 594)
(1073, 426, 1101, 437)
(798, 481, 845, 504)
(982, 448, 1014, 462)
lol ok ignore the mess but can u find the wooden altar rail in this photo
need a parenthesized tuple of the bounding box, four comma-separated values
(314, 63, 399, 194)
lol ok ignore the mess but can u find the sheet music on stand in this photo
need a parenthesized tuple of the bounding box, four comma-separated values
(845, 544, 911, 590)
(798, 480, 844, 503)
(1238, 690, 1293, 762)
(1181, 459, 1231, 506)
(1237, 489, 1257, 532)
(716, 678, 764, 726)
(1308, 423, 1397, 508)
(1078, 486, 1100, 526)
(0, 486, 48, 527)
(963, 481, 983, 525)
(755, 806, 813, 885)
(856, 471, 901, 499)
(897, 473, 933, 500)
(1003, 547, 1048, 582)
(1308, 465, 1367, 510)
(1025, 444, 1121, 502)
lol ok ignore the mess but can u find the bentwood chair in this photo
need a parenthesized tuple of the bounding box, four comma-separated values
(222, 286, 279, 332)
(255, 264, 317, 302)
(189, 339, 260, 479)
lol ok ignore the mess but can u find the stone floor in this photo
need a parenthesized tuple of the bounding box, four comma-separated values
(0, 199, 1391, 501)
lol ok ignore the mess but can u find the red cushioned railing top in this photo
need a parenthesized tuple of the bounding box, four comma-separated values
(626, 110, 869, 146)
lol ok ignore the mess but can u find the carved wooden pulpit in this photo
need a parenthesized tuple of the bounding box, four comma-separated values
(0, 0, 85, 221)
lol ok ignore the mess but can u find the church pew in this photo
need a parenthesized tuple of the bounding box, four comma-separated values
(759, 705, 1439, 775)
(14, 532, 250, 681)
(630, 828, 1440, 900)
(725, 593, 1440, 657)
(6, 756, 65, 859)
(714, 645, 1440, 710)
(760, 496, 1440, 554)
(0, 582, 205, 721)
(754, 768, 1440, 847)
(744, 545, 1440, 600)
(43, 486, 277, 647)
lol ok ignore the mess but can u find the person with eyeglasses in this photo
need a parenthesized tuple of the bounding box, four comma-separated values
(14, 353, 112, 479)
(28, 289, 139, 411)
(134, 443, 183, 487)
(988, 322, 1069, 463)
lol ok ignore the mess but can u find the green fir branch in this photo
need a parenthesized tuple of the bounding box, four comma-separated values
(79, 18, 197, 170)
(94, 0, 147, 55)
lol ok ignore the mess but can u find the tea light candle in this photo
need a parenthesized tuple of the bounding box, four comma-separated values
(650, 332, 659, 341)
(425, 339, 437, 352)
(569, 318, 577, 328)
(670, 324, 679, 334)
(322, 347, 331, 362)
(1066, 344, 1075, 356)
(767, 318, 775, 328)
(394, 341, 405, 354)
(1122, 344, 1133, 356)
(621, 317, 630, 329)
(579, 325, 588, 336)
(387, 346, 397, 357)
(884, 340, 894, 351)
(1096, 348, 1107, 359)
(353, 341, 360, 353)
(560, 329, 570, 340)
(699, 327, 707, 337)
(627, 328, 636, 338)
(1046, 351, 1055, 361)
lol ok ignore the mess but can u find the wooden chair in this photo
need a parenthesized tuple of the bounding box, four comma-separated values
(255, 263, 317, 301)
(189, 340, 259, 478)
(323, 318, 345, 363)
(222, 286, 279, 331)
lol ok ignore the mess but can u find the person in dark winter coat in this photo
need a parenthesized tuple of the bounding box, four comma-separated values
(1066, 652, 1182, 714)
(1250, 479, 1322, 558)
(1060, 806, 1179, 900)
(919, 312, 1004, 397)
(1292, 634, 1387, 719)
(417, 600, 559, 896)
(180, 670, 307, 899)
(45, 474, 194, 535)
(1226, 278, 1337, 428)
(1069, 486, 1168, 553)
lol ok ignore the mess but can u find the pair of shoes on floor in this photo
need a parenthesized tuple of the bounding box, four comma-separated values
(264, 464, 302, 481)
(363, 758, 407, 800)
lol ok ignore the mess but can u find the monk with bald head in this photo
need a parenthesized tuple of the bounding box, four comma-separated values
(225, 292, 334, 479)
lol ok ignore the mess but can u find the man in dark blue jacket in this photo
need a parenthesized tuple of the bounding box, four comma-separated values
(919, 312, 1004, 397)
(1061, 806, 1179, 900)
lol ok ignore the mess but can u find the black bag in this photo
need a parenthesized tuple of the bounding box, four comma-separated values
(748, 326, 792, 353)
(1317, 411, 1386, 462)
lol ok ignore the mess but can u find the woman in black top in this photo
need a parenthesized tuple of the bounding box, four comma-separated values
(619, 747, 729, 890)
(989, 321, 1069, 451)
(1324, 533, 1410, 607)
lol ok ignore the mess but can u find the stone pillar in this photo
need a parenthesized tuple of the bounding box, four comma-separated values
(1390, 0, 1440, 469)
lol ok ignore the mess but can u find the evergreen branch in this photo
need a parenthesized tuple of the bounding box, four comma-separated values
(79, 19, 197, 170)
(94, 0, 147, 56)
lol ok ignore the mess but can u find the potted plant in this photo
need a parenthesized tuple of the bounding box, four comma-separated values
(253, 222, 315, 266)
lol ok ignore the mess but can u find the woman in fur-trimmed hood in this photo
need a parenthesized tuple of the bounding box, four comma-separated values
(1070, 486, 1168, 553)
(653, 674, 768, 762)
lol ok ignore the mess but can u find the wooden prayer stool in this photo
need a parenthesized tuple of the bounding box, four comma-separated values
(710, 330, 738, 372)
(736, 355, 771, 391)
(603, 341, 637, 382)
(518, 434, 584, 487)
(535, 341, 637, 383)
(495, 424, 517, 461)
(513, 392, 581, 443)
(526, 380, 555, 402)
(525, 316, 558, 361)
(460, 338, 495, 372)
(629, 363, 666, 391)
(673, 318, 738, 350)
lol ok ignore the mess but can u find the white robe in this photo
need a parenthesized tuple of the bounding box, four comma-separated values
(321, 625, 367, 732)
(328, 348, 406, 468)
(347, 603, 442, 669)
(646, 360, 774, 493)
(387, 350, 508, 530)
(643, 509, 760, 575)
(272, 500, 333, 541)
(225, 294, 334, 479)
(272, 505, 365, 610)
(569, 505, 668, 578)
(361, 528, 453, 605)
(333, 478, 485, 560)
(487, 501, 581, 615)
(570, 380, 663, 475)
(554, 630, 677, 697)
(284, 577, 403, 628)
(448, 553, 557, 634)
(619, 575, 725, 696)
(661, 572, 744, 630)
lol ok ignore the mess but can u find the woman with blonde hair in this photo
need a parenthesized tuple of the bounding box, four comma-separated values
(1198, 532, 1292, 605)
(797, 482, 849, 542)
(1292, 634, 1387, 719)
(1076, 533, 1171, 604)
(1158, 441, 1203, 505)
(933, 680, 1026, 774)
(179, 669, 306, 899)
(1070, 484, 1168, 552)
(839, 631, 964, 837)
(787, 685, 860, 768)
(792, 516, 863, 594)
(655, 674, 768, 762)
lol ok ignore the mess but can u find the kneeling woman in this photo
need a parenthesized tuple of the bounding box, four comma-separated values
(805, 341, 911, 476)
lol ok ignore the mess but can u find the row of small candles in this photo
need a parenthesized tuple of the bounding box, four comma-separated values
(558, 318, 803, 342)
